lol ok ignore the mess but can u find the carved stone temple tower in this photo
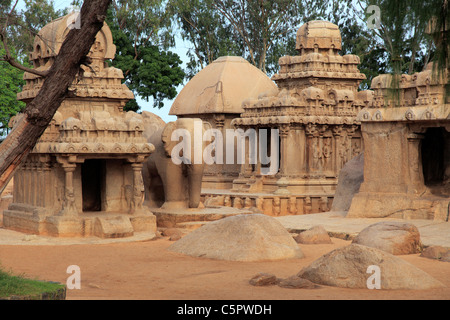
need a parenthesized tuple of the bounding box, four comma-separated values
(228, 20, 373, 215)
(3, 14, 157, 237)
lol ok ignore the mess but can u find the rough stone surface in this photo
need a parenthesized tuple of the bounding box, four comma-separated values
(347, 58, 450, 221)
(294, 225, 332, 244)
(249, 273, 278, 286)
(217, 20, 368, 215)
(297, 244, 445, 289)
(420, 246, 450, 260)
(277, 276, 319, 289)
(352, 221, 423, 255)
(442, 251, 450, 262)
(168, 214, 304, 261)
(3, 16, 157, 238)
(160, 228, 184, 241)
(331, 154, 364, 212)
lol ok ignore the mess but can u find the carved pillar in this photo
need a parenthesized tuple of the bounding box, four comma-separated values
(42, 160, 52, 208)
(60, 162, 78, 217)
(332, 125, 343, 176)
(317, 125, 328, 175)
(305, 123, 318, 175)
(243, 128, 253, 176)
(407, 133, 426, 194)
(214, 114, 225, 175)
(36, 161, 43, 207)
(130, 162, 145, 214)
(279, 124, 290, 175)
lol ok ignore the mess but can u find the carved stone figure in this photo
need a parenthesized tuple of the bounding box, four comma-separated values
(142, 118, 212, 210)
(288, 196, 297, 214)
(273, 197, 281, 216)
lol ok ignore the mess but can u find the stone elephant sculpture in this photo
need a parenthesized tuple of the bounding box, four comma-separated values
(142, 118, 212, 210)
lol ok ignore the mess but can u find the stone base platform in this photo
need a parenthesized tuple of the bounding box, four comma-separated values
(2, 203, 157, 238)
(151, 206, 254, 228)
(201, 188, 334, 216)
(347, 192, 450, 221)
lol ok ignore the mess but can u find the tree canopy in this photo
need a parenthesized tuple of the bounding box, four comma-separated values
(0, 48, 25, 139)
(104, 3, 185, 111)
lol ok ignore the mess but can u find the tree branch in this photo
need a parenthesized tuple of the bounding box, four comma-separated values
(0, 0, 112, 194)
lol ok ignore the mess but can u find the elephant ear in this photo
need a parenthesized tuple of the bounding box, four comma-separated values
(161, 121, 177, 157)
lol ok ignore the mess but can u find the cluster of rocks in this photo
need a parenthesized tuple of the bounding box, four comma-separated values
(165, 213, 446, 290)
(249, 242, 445, 290)
(256, 220, 446, 290)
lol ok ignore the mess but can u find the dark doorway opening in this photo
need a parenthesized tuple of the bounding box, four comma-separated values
(81, 159, 105, 211)
(421, 127, 446, 185)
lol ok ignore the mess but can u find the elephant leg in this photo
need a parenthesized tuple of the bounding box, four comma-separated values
(187, 164, 204, 208)
(160, 162, 189, 210)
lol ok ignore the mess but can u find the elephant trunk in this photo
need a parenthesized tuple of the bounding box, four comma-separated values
(188, 164, 204, 208)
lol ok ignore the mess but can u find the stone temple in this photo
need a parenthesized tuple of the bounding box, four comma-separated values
(3, 15, 447, 239)
(3, 15, 157, 237)
(347, 22, 450, 220)
(169, 56, 278, 190)
(223, 20, 371, 215)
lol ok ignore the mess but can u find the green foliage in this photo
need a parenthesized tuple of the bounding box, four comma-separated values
(360, 0, 449, 103)
(106, 5, 185, 110)
(172, 0, 309, 76)
(171, 0, 242, 79)
(0, 48, 25, 138)
(0, 266, 65, 298)
(1, 0, 67, 60)
(0, 0, 65, 138)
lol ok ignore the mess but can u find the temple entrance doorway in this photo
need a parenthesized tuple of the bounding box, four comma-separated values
(81, 159, 105, 212)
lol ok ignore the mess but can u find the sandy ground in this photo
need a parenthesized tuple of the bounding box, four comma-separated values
(0, 235, 449, 300)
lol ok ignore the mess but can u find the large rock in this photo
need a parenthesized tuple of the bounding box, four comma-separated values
(331, 153, 364, 212)
(168, 214, 304, 261)
(297, 244, 445, 289)
(420, 246, 450, 262)
(352, 221, 422, 255)
(294, 225, 332, 244)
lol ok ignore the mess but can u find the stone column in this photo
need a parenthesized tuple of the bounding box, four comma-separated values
(305, 123, 318, 175)
(332, 125, 343, 174)
(242, 128, 253, 176)
(317, 125, 328, 176)
(60, 163, 78, 217)
(214, 114, 225, 175)
(279, 124, 290, 175)
(130, 162, 146, 214)
(407, 133, 426, 194)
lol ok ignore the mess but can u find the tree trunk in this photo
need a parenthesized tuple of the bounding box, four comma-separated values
(0, 0, 112, 195)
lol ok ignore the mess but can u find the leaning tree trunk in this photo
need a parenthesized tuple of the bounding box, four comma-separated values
(0, 0, 112, 195)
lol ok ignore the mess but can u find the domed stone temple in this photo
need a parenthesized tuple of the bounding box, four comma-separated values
(3, 15, 157, 237)
(222, 20, 372, 215)
(169, 56, 278, 190)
